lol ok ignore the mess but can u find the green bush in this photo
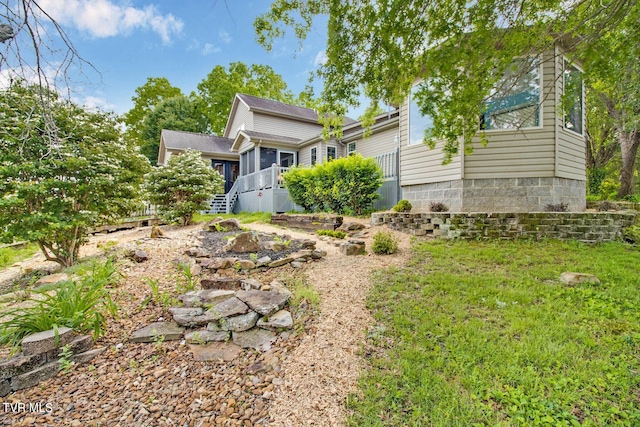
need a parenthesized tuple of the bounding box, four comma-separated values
(599, 178, 620, 200)
(393, 199, 412, 212)
(0, 258, 120, 350)
(317, 229, 346, 239)
(372, 231, 399, 254)
(145, 149, 224, 225)
(283, 154, 383, 215)
(587, 167, 607, 196)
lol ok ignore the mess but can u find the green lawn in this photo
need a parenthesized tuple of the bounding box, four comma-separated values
(0, 244, 38, 271)
(348, 239, 640, 426)
(192, 211, 272, 224)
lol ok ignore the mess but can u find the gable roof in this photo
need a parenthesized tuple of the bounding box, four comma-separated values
(161, 129, 236, 156)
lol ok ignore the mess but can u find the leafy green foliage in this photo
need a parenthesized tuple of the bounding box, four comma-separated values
(392, 199, 412, 213)
(0, 244, 38, 271)
(349, 240, 640, 426)
(283, 154, 383, 215)
(316, 229, 346, 239)
(196, 62, 296, 134)
(139, 95, 208, 165)
(0, 258, 120, 350)
(58, 344, 74, 373)
(371, 232, 398, 255)
(0, 82, 150, 267)
(145, 149, 224, 226)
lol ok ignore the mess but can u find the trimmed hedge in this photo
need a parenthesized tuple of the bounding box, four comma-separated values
(283, 154, 383, 215)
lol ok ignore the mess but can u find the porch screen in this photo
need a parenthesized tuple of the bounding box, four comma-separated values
(260, 148, 277, 170)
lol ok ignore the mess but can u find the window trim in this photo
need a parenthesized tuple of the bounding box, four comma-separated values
(310, 146, 318, 166)
(481, 56, 544, 133)
(278, 150, 297, 168)
(562, 57, 584, 135)
(347, 141, 356, 155)
(326, 145, 337, 161)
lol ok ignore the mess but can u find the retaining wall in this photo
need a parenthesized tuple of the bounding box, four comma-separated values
(371, 211, 637, 242)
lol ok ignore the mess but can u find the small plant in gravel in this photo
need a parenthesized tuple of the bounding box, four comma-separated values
(175, 262, 199, 293)
(58, 344, 74, 373)
(143, 278, 177, 308)
(429, 201, 449, 212)
(316, 229, 346, 239)
(393, 199, 412, 212)
(0, 258, 120, 350)
(372, 232, 399, 255)
(249, 253, 259, 262)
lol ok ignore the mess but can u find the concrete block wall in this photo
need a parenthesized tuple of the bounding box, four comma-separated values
(371, 211, 637, 242)
(401, 177, 586, 213)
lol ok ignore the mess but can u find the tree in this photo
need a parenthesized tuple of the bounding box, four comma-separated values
(145, 149, 224, 226)
(0, 82, 150, 267)
(255, 0, 639, 161)
(123, 77, 183, 151)
(139, 94, 209, 165)
(196, 62, 295, 134)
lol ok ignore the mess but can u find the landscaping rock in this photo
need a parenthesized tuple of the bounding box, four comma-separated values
(256, 256, 272, 267)
(129, 322, 185, 343)
(10, 361, 60, 391)
(268, 257, 294, 268)
(263, 241, 288, 251)
(188, 342, 243, 362)
(290, 250, 313, 260)
(207, 218, 242, 232)
(232, 329, 277, 351)
(257, 310, 293, 331)
(209, 297, 249, 319)
(337, 222, 365, 232)
(0, 379, 10, 397)
(559, 272, 601, 286)
(311, 250, 327, 259)
(204, 257, 237, 270)
(127, 249, 149, 263)
(150, 225, 164, 238)
(340, 240, 366, 256)
(0, 354, 45, 379)
(21, 327, 74, 356)
(34, 273, 69, 286)
(198, 289, 236, 305)
(241, 279, 262, 290)
(69, 347, 106, 365)
(222, 311, 260, 332)
(201, 277, 242, 290)
(236, 290, 289, 316)
(184, 247, 209, 258)
(291, 261, 304, 269)
(269, 280, 292, 297)
(168, 307, 204, 317)
(224, 232, 261, 253)
(236, 259, 256, 270)
(184, 330, 230, 344)
(300, 239, 317, 249)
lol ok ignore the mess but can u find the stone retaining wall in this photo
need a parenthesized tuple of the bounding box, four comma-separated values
(270, 214, 342, 231)
(371, 212, 637, 242)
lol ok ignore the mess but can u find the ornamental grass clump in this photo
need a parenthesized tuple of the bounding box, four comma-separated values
(0, 258, 120, 350)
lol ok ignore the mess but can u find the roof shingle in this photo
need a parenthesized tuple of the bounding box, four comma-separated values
(161, 130, 235, 155)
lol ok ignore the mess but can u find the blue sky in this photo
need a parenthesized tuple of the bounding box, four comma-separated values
(32, 0, 335, 117)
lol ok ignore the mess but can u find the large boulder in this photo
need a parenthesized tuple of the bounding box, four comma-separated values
(224, 232, 261, 253)
(236, 290, 289, 316)
(207, 218, 242, 232)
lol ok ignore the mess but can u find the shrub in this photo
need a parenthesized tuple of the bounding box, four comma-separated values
(372, 232, 399, 254)
(145, 149, 224, 226)
(317, 229, 346, 239)
(599, 178, 620, 200)
(597, 200, 617, 211)
(0, 258, 120, 350)
(283, 154, 383, 214)
(429, 202, 449, 212)
(393, 199, 412, 212)
(543, 203, 569, 212)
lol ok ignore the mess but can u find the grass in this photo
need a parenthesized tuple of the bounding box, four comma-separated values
(192, 211, 272, 224)
(348, 239, 640, 426)
(0, 243, 38, 271)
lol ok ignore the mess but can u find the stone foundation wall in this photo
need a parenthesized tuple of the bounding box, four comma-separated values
(371, 211, 637, 242)
(402, 177, 586, 212)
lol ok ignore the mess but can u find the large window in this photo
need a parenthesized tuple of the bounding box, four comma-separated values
(241, 148, 255, 175)
(563, 60, 583, 134)
(409, 84, 434, 145)
(481, 57, 541, 130)
(260, 147, 277, 170)
(327, 146, 336, 161)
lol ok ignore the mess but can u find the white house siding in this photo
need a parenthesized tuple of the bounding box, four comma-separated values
(399, 102, 462, 186)
(355, 126, 399, 158)
(237, 136, 254, 154)
(253, 113, 323, 140)
(464, 51, 557, 180)
(227, 104, 253, 138)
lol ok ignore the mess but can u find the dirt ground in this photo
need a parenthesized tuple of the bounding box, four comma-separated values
(0, 218, 413, 426)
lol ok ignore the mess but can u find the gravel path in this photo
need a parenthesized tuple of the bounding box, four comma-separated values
(0, 219, 413, 426)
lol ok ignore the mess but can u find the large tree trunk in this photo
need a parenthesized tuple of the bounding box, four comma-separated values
(617, 130, 640, 197)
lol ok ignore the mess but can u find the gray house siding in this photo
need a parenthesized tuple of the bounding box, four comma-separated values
(227, 104, 253, 138)
(354, 126, 399, 158)
(252, 113, 323, 140)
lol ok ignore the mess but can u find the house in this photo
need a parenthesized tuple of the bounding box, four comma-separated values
(158, 40, 585, 214)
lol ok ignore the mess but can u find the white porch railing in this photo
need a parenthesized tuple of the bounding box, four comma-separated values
(374, 148, 398, 179)
(239, 164, 289, 193)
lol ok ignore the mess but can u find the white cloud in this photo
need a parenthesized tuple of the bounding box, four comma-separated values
(38, 0, 184, 44)
(202, 43, 221, 55)
(80, 95, 115, 111)
(219, 29, 232, 44)
(314, 50, 328, 66)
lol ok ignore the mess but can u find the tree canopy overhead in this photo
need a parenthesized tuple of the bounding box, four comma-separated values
(255, 0, 639, 160)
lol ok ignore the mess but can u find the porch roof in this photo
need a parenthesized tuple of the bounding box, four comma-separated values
(231, 130, 301, 152)
(161, 129, 237, 157)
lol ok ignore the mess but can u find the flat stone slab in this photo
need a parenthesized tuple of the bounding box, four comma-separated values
(559, 272, 601, 286)
(0, 379, 10, 397)
(169, 307, 204, 317)
(232, 329, 277, 352)
(257, 310, 293, 331)
(11, 361, 59, 391)
(21, 327, 74, 356)
(129, 322, 185, 343)
(236, 290, 289, 316)
(188, 342, 243, 362)
(185, 330, 230, 344)
(209, 297, 249, 319)
(268, 257, 294, 268)
(0, 354, 45, 380)
(222, 311, 260, 332)
(69, 347, 106, 365)
(34, 273, 69, 286)
(198, 289, 236, 305)
(201, 277, 242, 290)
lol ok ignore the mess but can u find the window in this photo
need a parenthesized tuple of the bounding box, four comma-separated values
(563, 60, 583, 134)
(260, 147, 277, 170)
(409, 84, 434, 145)
(279, 151, 296, 168)
(241, 148, 255, 175)
(311, 147, 317, 165)
(481, 57, 541, 130)
(327, 146, 336, 161)
(347, 142, 356, 156)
